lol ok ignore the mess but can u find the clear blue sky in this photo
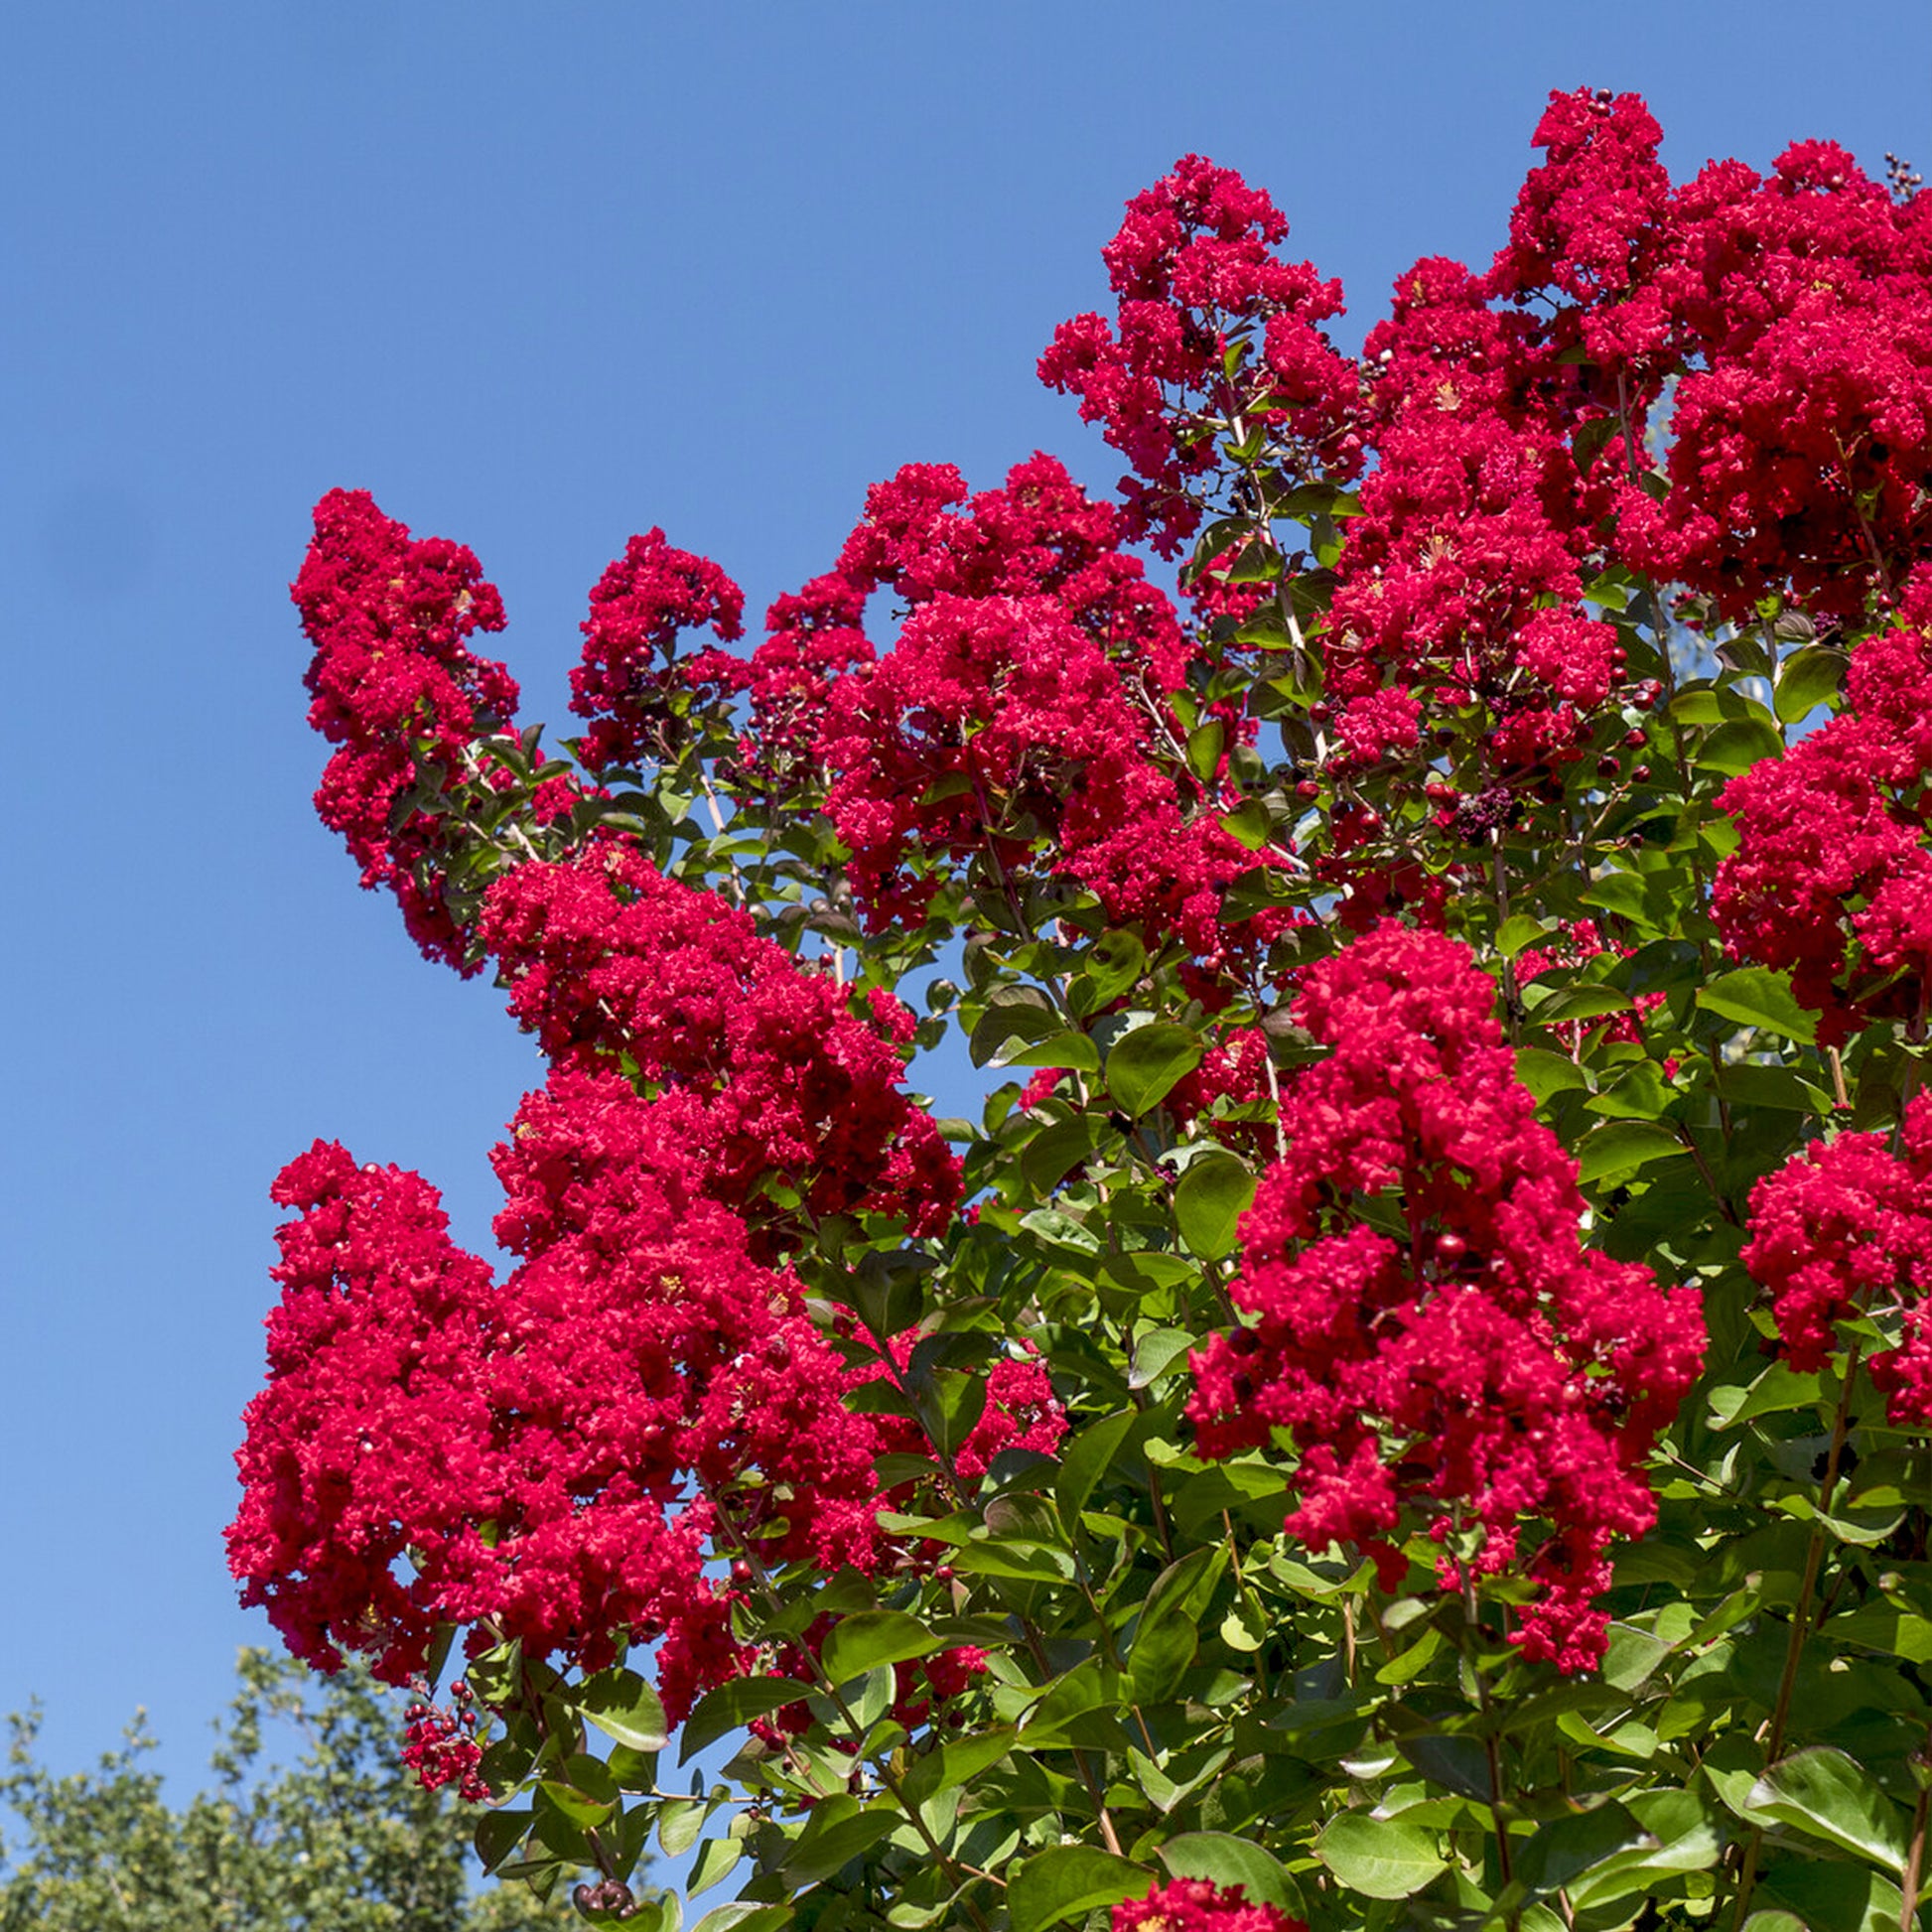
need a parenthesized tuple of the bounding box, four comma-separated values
(5, 0, 1926, 1804)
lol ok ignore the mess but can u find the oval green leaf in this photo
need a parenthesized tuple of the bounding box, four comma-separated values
(1746, 1746, 1910, 1874)
(1174, 1154, 1257, 1261)
(1316, 1810, 1448, 1899)
(578, 1669, 670, 1753)
(1696, 966, 1818, 1045)
(1010, 1846, 1153, 1931)
(1106, 1024, 1205, 1117)
(1158, 1833, 1302, 1911)
(820, 1609, 944, 1686)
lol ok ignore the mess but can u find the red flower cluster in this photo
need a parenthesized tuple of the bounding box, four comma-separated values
(400, 1680, 489, 1802)
(1112, 1878, 1306, 1932)
(701, 453, 1274, 958)
(1616, 138, 1932, 622)
(572, 526, 746, 771)
(1330, 249, 1630, 779)
(290, 489, 518, 970)
(1038, 155, 1360, 554)
(952, 1350, 1067, 1481)
(226, 1106, 885, 1720)
(1188, 922, 1705, 1670)
(1742, 1095, 1932, 1424)
(478, 845, 959, 1239)
(1715, 577, 1932, 1044)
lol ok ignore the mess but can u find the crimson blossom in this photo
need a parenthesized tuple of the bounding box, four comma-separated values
(1111, 1878, 1307, 1932)
(291, 487, 518, 971)
(1187, 922, 1706, 1671)
(1715, 568, 1932, 1043)
(1742, 1091, 1932, 1426)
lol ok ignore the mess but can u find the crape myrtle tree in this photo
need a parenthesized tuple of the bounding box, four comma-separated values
(226, 87, 1932, 1932)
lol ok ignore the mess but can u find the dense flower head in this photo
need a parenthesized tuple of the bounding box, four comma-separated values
(571, 527, 746, 771)
(951, 1350, 1068, 1480)
(1112, 1877, 1307, 1932)
(815, 586, 1264, 953)
(1616, 138, 1932, 621)
(1329, 244, 1627, 787)
(837, 453, 1192, 685)
(691, 570, 878, 800)
(479, 846, 960, 1240)
(1040, 155, 1360, 552)
(1743, 1095, 1932, 1428)
(694, 453, 1195, 823)
(291, 489, 518, 970)
(228, 1092, 889, 1715)
(686, 452, 1283, 963)
(1188, 922, 1705, 1670)
(1715, 614, 1932, 1044)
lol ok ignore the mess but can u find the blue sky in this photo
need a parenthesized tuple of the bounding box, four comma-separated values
(5, 0, 1926, 1822)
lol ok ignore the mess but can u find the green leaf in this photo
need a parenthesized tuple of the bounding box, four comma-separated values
(656, 1797, 708, 1859)
(1173, 1154, 1257, 1261)
(1774, 643, 1847, 724)
(781, 1798, 902, 1885)
(1315, 1810, 1448, 1899)
(969, 997, 1058, 1068)
(900, 1726, 1018, 1808)
(1700, 716, 1784, 775)
(1056, 1409, 1135, 1529)
(1084, 931, 1148, 1006)
(1581, 868, 1658, 927)
(1567, 1788, 1725, 1909)
(1106, 1024, 1205, 1116)
(1496, 913, 1551, 957)
(1716, 1059, 1829, 1113)
(1023, 1116, 1102, 1193)
(1129, 1545, 1227, 1704)
(1825, 1607, 1932, 1664)
(686, 1835, 744, 1899)
(578, 1670, 670, 1753)
(1510, 1802, 1647, 1898)
(1707, 1361, 1820, 1427)
(538, 1777, 613, 1827)
(1098, 1251, 1200, 1295)
(1020, 1207, 1102, 1256)
(1529, 984, 1634, 1024)
(1758, 1863, 1906, 1932)
(1009, 1847, 1153, 1931)
(1576, 1119, 1684, 1183)
(1586, 1060, 1673, 1120)
(1372, 1625, 1443, 1686)
(1696, 967, 1818, 1045)
(1745, 1747, 1910, 1874)
(1004, 1029, 1102, 1074)
(689, 1907, 786, 1932)
(475, 1807, 530, 1873)
(1129, 1327, 1197, 1391)
(1158, 1835, 1301, 1911)
(1515, 1046, 1589, 1102)
(821, 1611, 945, 1686)
(678, 1678, 813, 1762)
(1219, 800, 1273, 850)
(1186, 720, 1227, 782)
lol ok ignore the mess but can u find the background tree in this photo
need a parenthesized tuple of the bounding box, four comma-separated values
(0, 1650, 581, 1932)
